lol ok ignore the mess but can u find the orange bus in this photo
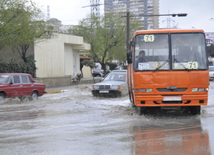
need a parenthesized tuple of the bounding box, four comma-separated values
(127, 29, 209, 115)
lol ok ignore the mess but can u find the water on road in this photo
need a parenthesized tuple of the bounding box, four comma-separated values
(0, 83, 214, 155)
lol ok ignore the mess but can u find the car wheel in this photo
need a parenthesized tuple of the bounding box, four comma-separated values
(30, 91, 38, 101)
(0, 93, 5, 102)
(18, 96, 25, 102)
(92, 94, 97, 97)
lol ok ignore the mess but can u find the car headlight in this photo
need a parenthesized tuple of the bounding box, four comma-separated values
(93, 85, 99, 90)
(111, 85, 121, 89)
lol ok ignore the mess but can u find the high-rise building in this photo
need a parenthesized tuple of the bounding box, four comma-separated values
(104, 0, 159, 30)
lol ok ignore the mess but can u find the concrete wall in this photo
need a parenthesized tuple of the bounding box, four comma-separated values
(34, 33, 90, 78)
(35, 76, 71, 88)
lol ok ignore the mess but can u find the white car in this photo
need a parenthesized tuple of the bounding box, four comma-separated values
(92, 70, 128, 97)
(209, 66, 214, 81)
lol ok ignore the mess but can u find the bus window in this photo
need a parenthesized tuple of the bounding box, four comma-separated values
(172, 33, 207, 70)
(134, 34, 169, 71)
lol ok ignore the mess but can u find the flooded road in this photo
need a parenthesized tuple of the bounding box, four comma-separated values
(0, 83, 214, 155)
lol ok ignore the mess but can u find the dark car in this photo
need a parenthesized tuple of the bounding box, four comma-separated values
(92, 70, 128, 97)
(0, 73, 46, 102)
(209, 66, 214, 81)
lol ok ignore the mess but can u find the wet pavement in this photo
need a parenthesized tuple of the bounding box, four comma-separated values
(0, 82, 214, 155)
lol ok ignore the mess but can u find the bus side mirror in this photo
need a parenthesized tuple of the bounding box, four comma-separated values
(127, 51, 132, 64)
(129, 41, 135, 46)
(210, 44, 214, 57)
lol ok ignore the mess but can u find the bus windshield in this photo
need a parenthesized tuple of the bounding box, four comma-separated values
(134, 33, 207, 71)
(172, 33, 207, 70)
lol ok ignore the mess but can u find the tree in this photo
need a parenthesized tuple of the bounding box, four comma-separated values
(69, 13, 142, 74)
(0, 0, 47, 62)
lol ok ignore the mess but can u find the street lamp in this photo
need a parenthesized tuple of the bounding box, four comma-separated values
(123, 13, 188, 51)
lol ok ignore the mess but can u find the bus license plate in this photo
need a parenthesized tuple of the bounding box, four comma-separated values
(99, 90, 109, 93)
(163, 97, 182, 101)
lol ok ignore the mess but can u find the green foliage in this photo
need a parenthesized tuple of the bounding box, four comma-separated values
(0, 0, 46, 62)
(0, 57, 37, 77)
(105, 62, 118, 70)
(70, 12, 142, 74)
(81, 60, 95, 69)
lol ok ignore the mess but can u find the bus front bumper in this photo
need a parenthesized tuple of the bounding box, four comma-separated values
(134, 94, 208, 107)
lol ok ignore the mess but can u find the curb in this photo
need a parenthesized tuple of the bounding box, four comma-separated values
(44, 90, 61, 94)
(44, 89, 71, 94)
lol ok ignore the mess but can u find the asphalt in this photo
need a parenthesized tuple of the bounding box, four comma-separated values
(44, 77, 101, 94)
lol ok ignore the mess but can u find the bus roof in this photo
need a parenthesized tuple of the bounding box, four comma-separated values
(134, 29, 205, 36)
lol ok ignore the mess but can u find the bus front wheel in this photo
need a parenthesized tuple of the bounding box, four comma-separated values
(128, 90, 135, 107)
(189, 106, 201, 115)
(137, 107, 147, 116)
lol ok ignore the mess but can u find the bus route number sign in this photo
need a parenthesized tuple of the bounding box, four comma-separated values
(187, 61, 198, 69)
(144, 35, 155, 42)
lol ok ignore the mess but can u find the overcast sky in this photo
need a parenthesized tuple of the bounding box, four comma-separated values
(34, 0, 214, 32)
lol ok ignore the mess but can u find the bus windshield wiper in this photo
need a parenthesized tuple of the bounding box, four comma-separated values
(154, 60, 169, 71)
(174, 58, 190, 71)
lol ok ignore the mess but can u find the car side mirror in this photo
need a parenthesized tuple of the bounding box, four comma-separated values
(127, 51, 132, 64)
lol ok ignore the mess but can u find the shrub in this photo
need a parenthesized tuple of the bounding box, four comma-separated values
(0, 57, 37, 77)
(106, 62, 118, 70)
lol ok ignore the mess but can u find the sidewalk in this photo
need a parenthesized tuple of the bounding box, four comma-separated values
(44, 77, 102, 94)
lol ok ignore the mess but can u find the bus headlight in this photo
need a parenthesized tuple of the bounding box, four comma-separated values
(198, 88, 205, 92)
(139, 89, 145, 92)
(146, 89, 152, 92)
(139, 88, 152, 93)
(192, 88, 205, 92)
(192, 88, 198, 92)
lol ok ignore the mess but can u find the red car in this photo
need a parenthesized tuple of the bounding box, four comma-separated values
(0, 73, 46, 101)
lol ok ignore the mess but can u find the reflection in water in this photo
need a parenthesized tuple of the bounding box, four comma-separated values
(131, 117, 211, 155)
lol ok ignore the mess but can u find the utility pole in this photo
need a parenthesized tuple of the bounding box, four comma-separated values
(126, 12, 130, 51)
(126, 0, 130, 51)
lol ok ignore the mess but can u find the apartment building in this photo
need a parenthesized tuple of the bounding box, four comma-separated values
(104, 0, 159, 30)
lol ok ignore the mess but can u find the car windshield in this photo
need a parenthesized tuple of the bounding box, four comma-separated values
(104, 73, 126, 81)
(0, 75, 10, 84)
